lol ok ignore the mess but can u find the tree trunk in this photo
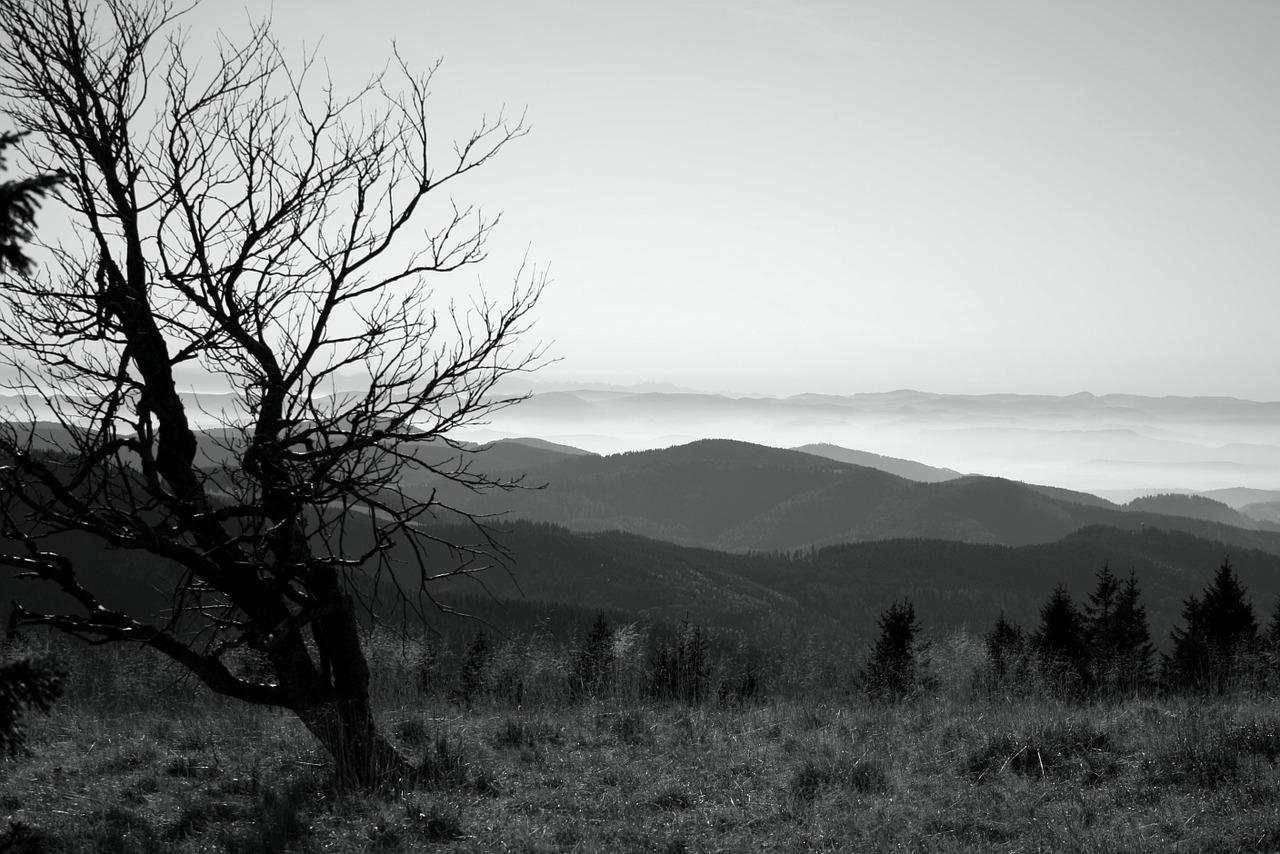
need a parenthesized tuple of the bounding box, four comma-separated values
(271, 589, 416, 788)
(293, 694, 415, 789)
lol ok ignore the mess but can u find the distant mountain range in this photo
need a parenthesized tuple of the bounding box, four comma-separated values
(11, 385, 1280, 493)
(413, 438, 1280, 556)
(453, 386, 1280, 494)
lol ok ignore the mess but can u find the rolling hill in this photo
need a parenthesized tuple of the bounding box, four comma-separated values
(790, 443, 963, 482)
(390, 519, 1280, 653)
(407, 438, 1280, 557)
(9, 426, 1280, 660)
(8, 513, 1278, 658)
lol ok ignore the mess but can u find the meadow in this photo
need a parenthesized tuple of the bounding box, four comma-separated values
(4, 625, 1280, 853)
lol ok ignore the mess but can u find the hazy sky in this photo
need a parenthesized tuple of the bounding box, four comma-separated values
(197, 1, 1280, 399)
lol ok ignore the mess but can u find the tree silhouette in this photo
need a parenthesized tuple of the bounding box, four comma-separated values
(1266, 598, 1280, 677)
(0, 0, 543, 786)
(1165, 560, 1259, 692)
(650, 617, 710, 705)
(1109, 571, 1155, 691)
(862, 598, 920, 699)
(574, 613, 616, 698)
(0, 131, 59, 276)
(984, 611, 1028, 683)
(1033, 584, 1087, 688)
(1084, 564, 1153, 693)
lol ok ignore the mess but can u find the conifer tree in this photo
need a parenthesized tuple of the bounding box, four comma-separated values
(1084, 564, 1120, 656)
(1265, 598, 1280, 679)
(1165, 560, 1259, 692)
(0, 132, 57, 274)
(984, 612, 1026, 680)
(1084, 565, 1153, 693)
(650, 617, 711, 705)
(574, 613, 616, 698)
(862, 598, 921, 699)
(1111, 571, 1155, 691)
(1267, 599, 1280, 649)
(1034, 584, 1088, 686)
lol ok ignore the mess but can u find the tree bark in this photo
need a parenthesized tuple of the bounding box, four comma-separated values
(269, 584, 414, 788)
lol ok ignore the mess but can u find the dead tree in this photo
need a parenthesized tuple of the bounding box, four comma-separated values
(0, 0, 544, 786)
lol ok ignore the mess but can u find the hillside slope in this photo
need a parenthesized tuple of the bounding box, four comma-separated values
(408, 439, 1280, 556)
(6, 510, 1276, 656)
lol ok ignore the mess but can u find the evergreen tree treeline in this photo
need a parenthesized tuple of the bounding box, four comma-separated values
(975, 559, 1275, 696)
(979, 565, 1154, 696)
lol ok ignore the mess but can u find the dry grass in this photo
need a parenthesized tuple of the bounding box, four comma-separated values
(7, 689, 1280, 852)
(6, 635, 1280, 852)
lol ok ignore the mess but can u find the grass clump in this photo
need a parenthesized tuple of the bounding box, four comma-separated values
(1142, 709, 1250, 790)
(788, 751, 890, 802)
(966, 718, 1117, 782)
(494, 715, 562, 749)
(417, 734, 468, 789)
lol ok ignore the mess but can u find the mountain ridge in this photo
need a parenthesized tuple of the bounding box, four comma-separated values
(415, 438, 1280, 557)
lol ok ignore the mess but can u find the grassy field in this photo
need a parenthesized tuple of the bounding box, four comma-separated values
(5, 634, 1280, 853)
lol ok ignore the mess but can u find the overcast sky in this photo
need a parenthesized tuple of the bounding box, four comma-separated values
(202, 0, 1280, 399)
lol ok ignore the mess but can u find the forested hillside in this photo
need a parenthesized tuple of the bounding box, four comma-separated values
(405, 439, 1280, 557)
(409, 520, 1280, 654)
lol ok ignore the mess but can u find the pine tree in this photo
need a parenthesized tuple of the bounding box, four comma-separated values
(650, 618, 710, 705)
(1111, 571, 1155, 691)
(1084, 564, 1119, 648)
(0, 131, 61, 276)
(862, 599, 921, 700)
(1034, 584, 1087, 686)
(1265, 599, 1280, 680)
(574, 613, 616, 698)
(1165, 560, 1259, 692)
(1085, 565, 1153, 694)
(455, 631, 494, 706)
(984, 612, 1026, 680)
(1267, 599, 1280, 649)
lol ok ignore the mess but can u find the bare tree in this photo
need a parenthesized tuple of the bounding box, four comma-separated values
(0, 0, 544, 786)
